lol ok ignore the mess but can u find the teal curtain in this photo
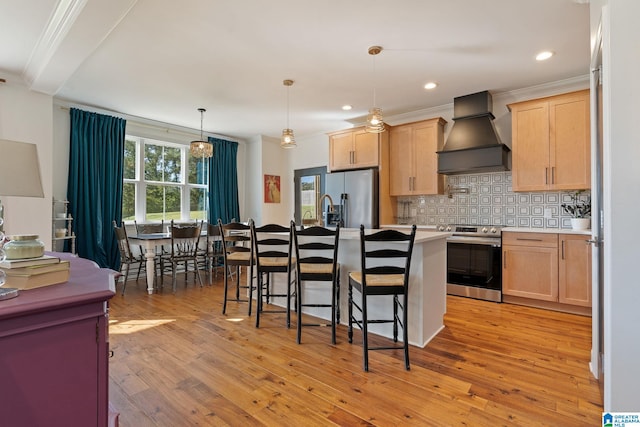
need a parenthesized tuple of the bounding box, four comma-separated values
(208, 137, 240, 224)
(67, 108, 126, 269)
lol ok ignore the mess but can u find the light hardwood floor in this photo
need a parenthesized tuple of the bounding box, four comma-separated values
(108, 272, 602, 426)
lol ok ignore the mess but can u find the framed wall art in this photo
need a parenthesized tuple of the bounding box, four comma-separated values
(264, 174, 281, 203)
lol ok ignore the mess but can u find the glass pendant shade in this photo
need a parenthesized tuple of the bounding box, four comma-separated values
(365, 46, 386, 134)
(190, 108, 213, 158)
(281, 128, 296, 148)
(365, 107, 385, 133)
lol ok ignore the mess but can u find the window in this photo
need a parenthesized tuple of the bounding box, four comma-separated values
(123, 136, 208, 222)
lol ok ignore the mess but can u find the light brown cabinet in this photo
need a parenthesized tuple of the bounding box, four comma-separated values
(328, 126, 380, 172)
(502, 231, 591, 314)
(508, 90, 590, 192)
(558, 234, 592, 307)
(389, 117, 446, 196)
(502, 232, 559, 301)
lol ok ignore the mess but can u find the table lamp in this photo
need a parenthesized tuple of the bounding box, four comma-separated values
(0, 139, 45, 300)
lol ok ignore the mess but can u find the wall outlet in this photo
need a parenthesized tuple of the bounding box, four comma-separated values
(544, 207, 553, 218)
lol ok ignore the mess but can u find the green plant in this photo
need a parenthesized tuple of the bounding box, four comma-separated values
(561, 190, 591, 218)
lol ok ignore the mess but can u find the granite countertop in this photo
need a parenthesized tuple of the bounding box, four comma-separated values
(340, 227, 450, 243)
(380, 224, 437, 230)
(502, 227, 591, 236)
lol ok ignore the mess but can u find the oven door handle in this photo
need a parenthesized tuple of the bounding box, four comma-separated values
(446, 236, 501, 246)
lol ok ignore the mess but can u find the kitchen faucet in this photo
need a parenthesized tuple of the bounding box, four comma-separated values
(316, 194, 335, 227)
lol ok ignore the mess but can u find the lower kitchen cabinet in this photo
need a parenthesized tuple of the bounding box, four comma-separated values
(502, 231, 591, 314)
(558, 234, 592, 307)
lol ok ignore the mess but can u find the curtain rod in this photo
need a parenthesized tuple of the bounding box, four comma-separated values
(56, 103, 241, 143)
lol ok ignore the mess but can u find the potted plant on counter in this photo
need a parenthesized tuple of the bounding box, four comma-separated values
(561, 190, 591, 230)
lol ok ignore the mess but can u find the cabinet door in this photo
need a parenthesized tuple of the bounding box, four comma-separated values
(329, 132, 354, 171)
(502, 245, 558, 301)
(412, 121, 442, 195)
(0, 317, 103, 426)
(558, 234, 592, 307)
(389, 126, 413, 196)
(352, 130, 379, 168)
(549, 91, 591, 190)
(511, 101, 550, 191)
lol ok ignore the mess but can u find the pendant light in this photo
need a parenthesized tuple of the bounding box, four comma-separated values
(281, 79, 297, 148)
(190, 108, 213, 158)
(365, 46, 385, 133)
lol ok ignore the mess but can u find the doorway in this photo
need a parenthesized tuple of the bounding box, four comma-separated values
(293, 166, 327, 226)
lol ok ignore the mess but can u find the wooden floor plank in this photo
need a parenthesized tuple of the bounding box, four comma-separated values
(108, 274, 602, 426)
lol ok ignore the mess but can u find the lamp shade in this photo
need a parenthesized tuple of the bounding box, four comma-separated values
(0, 139, 44, 197)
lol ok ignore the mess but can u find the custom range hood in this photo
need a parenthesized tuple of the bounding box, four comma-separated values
(437, 91, 510, 175)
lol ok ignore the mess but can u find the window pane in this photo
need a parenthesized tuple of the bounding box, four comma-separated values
(144, 144, 181, 183)
(122, 183, 136, 220)
(146, 184, 181, 221)
(124, 139, 136, 180)
(189, 156, 208, 185)
(190, 187, 207, 220)
(301, 175, 319, 223)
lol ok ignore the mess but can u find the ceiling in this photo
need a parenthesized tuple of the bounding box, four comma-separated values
(0, 0, 591, 141)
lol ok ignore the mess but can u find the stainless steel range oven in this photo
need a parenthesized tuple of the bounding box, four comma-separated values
(438, 224, 502, 302)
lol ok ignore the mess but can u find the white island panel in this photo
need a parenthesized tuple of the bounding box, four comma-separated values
(262, 229, 449, 348)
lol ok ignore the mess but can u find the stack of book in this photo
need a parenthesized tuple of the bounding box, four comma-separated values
(0, 255, 70, 290)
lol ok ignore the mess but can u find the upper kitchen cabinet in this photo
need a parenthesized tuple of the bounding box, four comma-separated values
(508, 89, 590, 192)
(389, 117, 446, 196)
(328, 126, 382, 172)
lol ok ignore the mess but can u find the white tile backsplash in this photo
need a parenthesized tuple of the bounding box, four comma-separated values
(397, 171, 590, 229)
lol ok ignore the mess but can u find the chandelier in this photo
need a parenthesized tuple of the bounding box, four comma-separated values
(190, 108, 213, 158)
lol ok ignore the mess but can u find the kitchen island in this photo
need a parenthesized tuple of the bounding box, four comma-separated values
(266, 228, 450, 348)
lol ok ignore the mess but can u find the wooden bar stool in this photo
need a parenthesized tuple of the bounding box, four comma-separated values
(348, 224, 417, 371)
(219, 219, 255, 315)
(291, 222, 341, 344)
(250, 222, 296, 328)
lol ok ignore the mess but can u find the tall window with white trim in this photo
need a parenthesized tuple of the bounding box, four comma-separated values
(123, 135, 208, 222)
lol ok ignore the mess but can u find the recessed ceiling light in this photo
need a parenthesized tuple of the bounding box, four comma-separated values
(342, 105, 352, 111)
(536, 51, 554, 61)
(424, 82, 438, 90)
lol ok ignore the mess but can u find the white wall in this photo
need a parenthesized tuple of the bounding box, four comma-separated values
(244, 135, 262, 223)
(597, 0, 640, 411)
(0, 74, 53, 247)
(257, 135, 292, 225)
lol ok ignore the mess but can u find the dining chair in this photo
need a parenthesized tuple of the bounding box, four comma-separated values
(219, 219, 255, 315)
(134, 220, 166, 271)
(113, 220, 146, 294)
(250, 222, 296, 328)
(164, 220, 204, 292)
(205, 222, 225, 282)
(291, 221, 341, 344)
(348, 224, 417, 371)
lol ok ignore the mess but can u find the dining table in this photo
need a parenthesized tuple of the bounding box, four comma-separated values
(127, 233, 172, 294)
(128, 231, 217, 294)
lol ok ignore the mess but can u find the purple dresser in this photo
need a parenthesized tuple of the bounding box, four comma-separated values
(0, 253, 116, 427)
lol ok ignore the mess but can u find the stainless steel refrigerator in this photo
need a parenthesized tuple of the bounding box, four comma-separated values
(323, 168, 379, 229)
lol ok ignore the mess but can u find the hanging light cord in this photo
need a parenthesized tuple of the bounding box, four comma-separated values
(199, 108, 205, 141)
(286, 84, 291, 128)
(372, 54, 377, 108)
